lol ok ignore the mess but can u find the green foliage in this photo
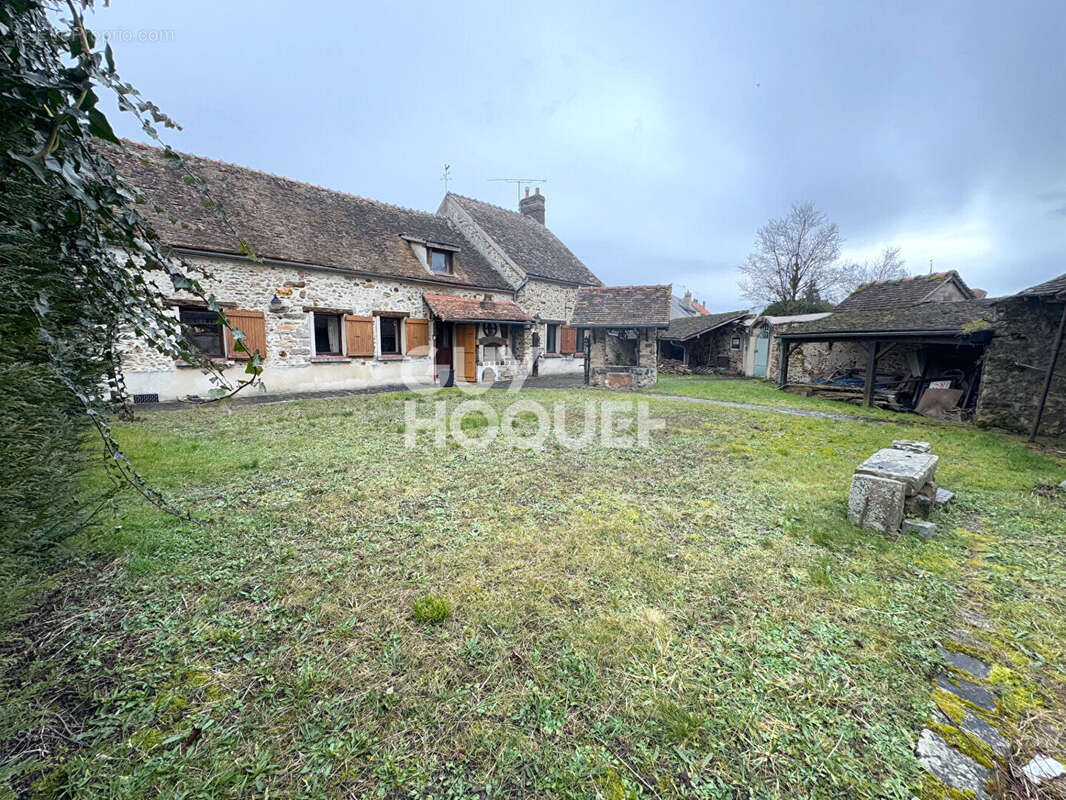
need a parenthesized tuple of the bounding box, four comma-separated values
(0, 180, 97, 549)
(411, 594, 453, 624)
(0, 1, 263, 548)
(762, 299, 836, 316)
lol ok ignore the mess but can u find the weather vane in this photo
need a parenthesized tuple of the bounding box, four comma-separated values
(441, 164, 451, 193)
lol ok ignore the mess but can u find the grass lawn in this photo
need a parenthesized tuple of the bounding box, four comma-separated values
(646, 375, 932, 422)
(2, 388, 1064, 799)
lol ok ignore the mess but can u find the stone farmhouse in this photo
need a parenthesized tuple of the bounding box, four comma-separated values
(111, 142, 618, 402)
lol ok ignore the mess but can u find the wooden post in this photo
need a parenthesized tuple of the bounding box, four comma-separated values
(1028, 300, 1066, 442)
(863, 341, 879, 407)
(776, 339, 790, 387)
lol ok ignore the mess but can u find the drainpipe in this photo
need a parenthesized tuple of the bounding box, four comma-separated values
(514, 275, 529, 302)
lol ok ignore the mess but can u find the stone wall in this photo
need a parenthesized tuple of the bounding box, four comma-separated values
(120, 253, 522, 400)
(975, 296, 1066, 436)
(588, 327, 658, 389)
(518, 278, 584, 376)
(767, 338, 870, 384)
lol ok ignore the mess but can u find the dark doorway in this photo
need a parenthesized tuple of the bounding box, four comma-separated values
(434, 320, 454, 386)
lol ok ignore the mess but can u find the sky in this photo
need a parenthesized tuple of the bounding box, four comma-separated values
(88, 0, 1066, 311)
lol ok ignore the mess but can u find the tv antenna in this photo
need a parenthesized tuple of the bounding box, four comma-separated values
(489, 177, 547, 204)
(441, 164, 451, 193)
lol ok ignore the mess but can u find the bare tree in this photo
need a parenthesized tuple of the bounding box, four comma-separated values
(738, 202, 844, 305)
(841, 246, 908, 294)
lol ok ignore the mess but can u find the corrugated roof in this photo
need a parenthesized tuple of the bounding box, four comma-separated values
(661, 310, 749, 341)
(446, 194, 602, 286)
(107, 141, 514, 290)
(835, 270, 974, 312)
(779, 299, 996, 337)
(423, 294, 533, 323)
(571, 285, 672, 328)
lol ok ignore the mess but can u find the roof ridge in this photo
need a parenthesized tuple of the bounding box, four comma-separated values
(582, 283, 671, 290)
(448, 192, 523, 216)
(120, 138, 452, 224)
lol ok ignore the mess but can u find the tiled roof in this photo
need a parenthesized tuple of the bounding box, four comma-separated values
(669, 294, 712, 318)
(571, 285, 672, 328)
(779, 299, 996, 337)
(107, 141, 513, 290)
(422, 294, 533, 323)
(661, 310, 749, 341)
(688, 298, 711, 314)
(835, 270, 974, 312)
(446, 194, 602, 286)
(1018, 272, 1066, 298)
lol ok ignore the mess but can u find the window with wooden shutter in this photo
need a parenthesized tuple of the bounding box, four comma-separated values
(560, 325, 577, 354)
(406, 318, 429, 355)
(224, 309, 267, 360)
(344, 315, 374, 357)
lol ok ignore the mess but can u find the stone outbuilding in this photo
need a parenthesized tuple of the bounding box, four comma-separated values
(570, 285, 672, 389)
(743, 312, 831, 378)
(658, 311, 751, 373)
(775, 300, 995, 412)
(974, 272, 1066, 438)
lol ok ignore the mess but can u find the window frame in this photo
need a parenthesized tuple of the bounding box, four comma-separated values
(428, 248, 453, 275)
(378, 315, 402, 356)
(731, 336, 741, 350)
(178, 305, 226, 359)
(312, 312, 345, 357)
(545, 323, 559, 354)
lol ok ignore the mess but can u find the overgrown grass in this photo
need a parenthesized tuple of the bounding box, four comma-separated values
(1, 389, 1063, 799)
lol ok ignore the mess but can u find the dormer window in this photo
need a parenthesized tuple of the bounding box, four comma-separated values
(429, 248, 452, 274)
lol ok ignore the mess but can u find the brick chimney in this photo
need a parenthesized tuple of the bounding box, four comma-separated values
(519, 186, 545, 225)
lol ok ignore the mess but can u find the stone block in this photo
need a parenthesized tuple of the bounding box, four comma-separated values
(937, 646, 990, 679)
(936, 675, 996, 712)
(1022, 755, 1065, 785)
(855, 448, 939, 494)
(917, 728, 990, 799)
(960, 712, 1009, 756)
(905, 481, 938, 519)
(935, 488, 956, 506)
(848, 474, 905, 533)
(903, 518, 937, 538)
(893, 439, 932, 453)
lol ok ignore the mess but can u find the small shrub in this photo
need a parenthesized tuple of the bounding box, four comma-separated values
(412, 594, 452, 624)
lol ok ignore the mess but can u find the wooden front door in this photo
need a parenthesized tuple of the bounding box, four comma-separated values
(434, 321, 454, 386)
(455, 323, 478, 383)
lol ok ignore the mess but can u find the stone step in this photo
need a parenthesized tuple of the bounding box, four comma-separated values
(936, 675, 997, 712)
(938, 645, 991, 679)
(960, 711, 1010, 756)
(917, 728, 990, 799)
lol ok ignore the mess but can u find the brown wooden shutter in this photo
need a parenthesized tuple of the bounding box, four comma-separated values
(560, 325, 578, 354)
(405, 318, 429, 355)
(224, 309, 267, 360)
(344, 315, 374, 357)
